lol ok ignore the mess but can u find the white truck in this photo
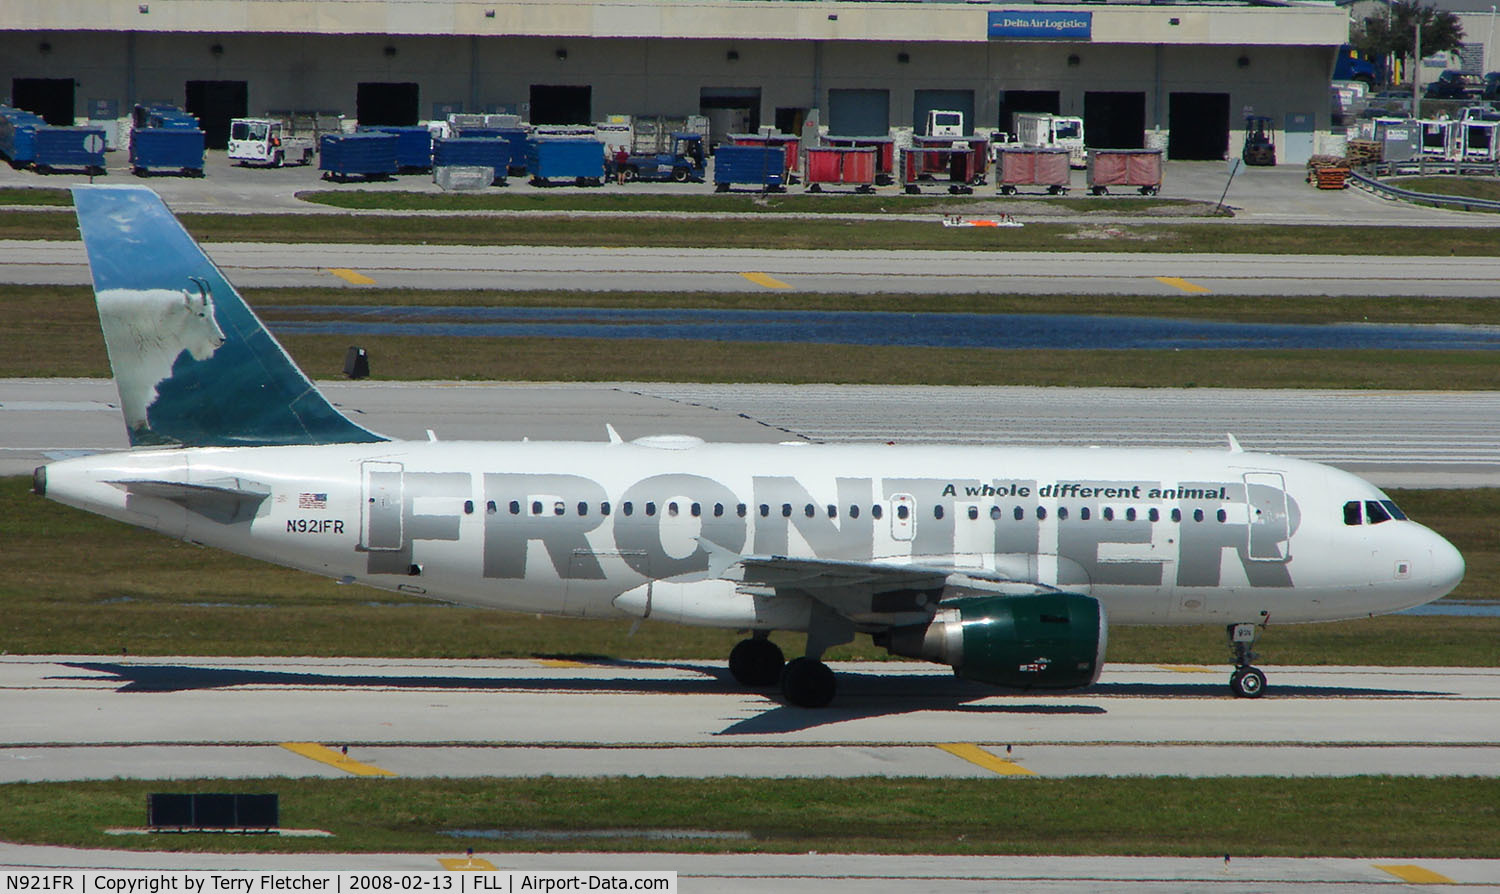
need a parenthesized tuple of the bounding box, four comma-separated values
(228, 118, 315, 167)
(924, 109, 965, 137)
(1014, 112, 1086, 167)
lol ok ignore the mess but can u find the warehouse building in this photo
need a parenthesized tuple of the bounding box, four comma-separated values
(2, 0, 1349, 163)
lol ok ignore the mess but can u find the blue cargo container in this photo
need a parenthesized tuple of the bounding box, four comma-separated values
(319, 132, 398, 181)
(712, 145, 785, 192)
(432, 137, 508, 183)
(359, 125, 434, 171)
(0, 107, 46, 167)
(526, 136, 604, 186)
(33, 126, 108, 174)
(134, 104, 200, 130)
(130, 127, 206, 176)
(456, 127, 529, 172)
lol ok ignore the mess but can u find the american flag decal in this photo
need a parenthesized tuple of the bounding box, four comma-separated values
(298, 492, 328, 510)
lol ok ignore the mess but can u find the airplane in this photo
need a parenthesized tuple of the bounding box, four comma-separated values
(34, 185, 1465, 708)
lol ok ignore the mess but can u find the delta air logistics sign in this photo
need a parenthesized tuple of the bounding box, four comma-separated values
(987, 10, 1093, 40)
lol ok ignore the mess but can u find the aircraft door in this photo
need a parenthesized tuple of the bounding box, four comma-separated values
(890, 493, 915, 542)
(361, 461, 404, 551)
(1243, 472, 1290, 562)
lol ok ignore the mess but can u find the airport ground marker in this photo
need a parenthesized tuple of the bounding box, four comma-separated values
(741, 271, 791, 289)
(328, 268, 377, 285)
(280, 742, 397, 777)
(1154, 275, 1211, 293)
(1373, 864, 1456, 884)
(438, 858, 497, 871)
(936, 743, 1037, 776)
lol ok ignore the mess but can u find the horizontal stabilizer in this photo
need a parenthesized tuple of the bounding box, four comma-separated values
(108, 476, 271, 525)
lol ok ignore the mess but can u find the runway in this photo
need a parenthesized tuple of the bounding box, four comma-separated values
(2, 656, 1497, 783)
(6, 379, 1500, 486)
(8, 239, 1500, 296)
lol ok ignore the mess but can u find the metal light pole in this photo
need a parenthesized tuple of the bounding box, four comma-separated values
(1413, 16, 1423, 120)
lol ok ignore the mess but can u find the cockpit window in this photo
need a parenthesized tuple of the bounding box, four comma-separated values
(1343, 500, 1362, 526)
(1365, 500, 1392, 524)
(1381, 499, 1408, 520)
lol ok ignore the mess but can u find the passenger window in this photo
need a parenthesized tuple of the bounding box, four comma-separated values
(646, 502, 657, 516)
(531, 501, 543, 516)
(872, 504, 884, 519)
(692, 503, 702, 517)
(553, 501, 565, 516)
(782, 503, 793, 518)
(1037, 506, 1047, 520)
(509, 500, 520, 515)
(577, 501, 588, 516)
(827, 504, 837, 518)
(1171, 508, 1181, 522)
(712, 503, 722, 518)
(849, 504, 860, 519)
(760, 504, 769, 518)
(623, 501, 634, 516)
(1216, 509, 1227, 523)
(1126, 507, 1136, 522)
(601, 501, 611, 516)
(1103, 507, 1114, 521)
(1148, 508, 1159, 522)
(896, 504, 909, 520)
(990, 506, 1002, 520)
(464, 500, 474, 515)
(805, 504, 816, 518)
(1080, 507, 1091, 521)
(1013, 506, 1024, 521)
(934, 505, 944, 519)
(1193, 509, 1204, 522)
(1381, 500, 1408, 521)
(1366, 500, 1392, 524)
(666, 502, 678, 517)
(968, 506, 979, 520)
(737, 503, 746, 517)
(486, 500, 497, 515)
(1058, 506, 1069, 520)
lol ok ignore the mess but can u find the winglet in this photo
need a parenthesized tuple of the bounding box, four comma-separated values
(606, 423, 623, 444)
(72, 185, 387, 448)
(1226, 433, 1243, 453)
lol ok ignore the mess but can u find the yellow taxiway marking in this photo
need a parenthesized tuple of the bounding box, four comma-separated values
(741, 271, 791, 289)
(438, 858, 497, 871)
(1155, 664, 1219, 674)
(535, 658, 591, 668)
(1373, 864, 1456, 884)
(936, 743, 1037, 776)
(280, 742, 397, 777)
(1154, 275, 1211, 294)
(328, 267, 377, 285)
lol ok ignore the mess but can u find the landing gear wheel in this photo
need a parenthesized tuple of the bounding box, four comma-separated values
(728, 637, 785, 687)
(1230, 666, 1266, 699)
(780, 657, 836, 708)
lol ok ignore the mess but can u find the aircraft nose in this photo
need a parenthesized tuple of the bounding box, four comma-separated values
(1428, 528, 1466, 597)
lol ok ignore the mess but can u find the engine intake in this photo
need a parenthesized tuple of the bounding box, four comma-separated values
(877, 592, 1106, 690)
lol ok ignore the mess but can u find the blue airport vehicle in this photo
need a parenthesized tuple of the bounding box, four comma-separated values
(359, 125, 434, 172)
(133, 104, 201, 130)
(712, 144, 785, 192)
(0, 106, 46, 168)
(130, 126, 206, 176)
(608, 132, 706, 183)
(318, 132, 398, 182)
(459, 128, 531, 172)
(432, 137, 509, 183)
(526, 136, 604, 186)
(33, 126, 108, 175)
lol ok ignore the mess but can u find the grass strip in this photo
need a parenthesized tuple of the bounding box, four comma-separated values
(0, 186, 71, 206)
(294, 189, 1201, 215)
(8, 209, 1500, 254)
(4, 477, 1495, 663)
(1395, 176, 1500, 204)
(0, 777, 1494, 856)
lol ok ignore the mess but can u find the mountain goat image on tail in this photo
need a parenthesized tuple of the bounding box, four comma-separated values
(97, 276, 226, 433)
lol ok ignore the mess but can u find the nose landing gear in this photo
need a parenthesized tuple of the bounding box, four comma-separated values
(1227, 622, 1267, 698)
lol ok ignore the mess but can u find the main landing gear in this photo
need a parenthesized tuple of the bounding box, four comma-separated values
(1227, 622, 1267, 698)
(729, 608, 854, 708)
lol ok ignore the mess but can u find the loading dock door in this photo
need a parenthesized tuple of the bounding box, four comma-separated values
(913, 89, 975, 133)
(998, 90, 1060, 136)
(185, 80, 248, 149)
(356, 82, 419, 127)
(828, 89, 890, 137)
(1167, 92, 1230, 160)
(1084, 92, 1145, 149)
(529, 85, 591, 125)
(13, 78, 75, 125)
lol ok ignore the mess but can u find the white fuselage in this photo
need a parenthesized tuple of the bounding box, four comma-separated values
(41, 439, 1464, 631)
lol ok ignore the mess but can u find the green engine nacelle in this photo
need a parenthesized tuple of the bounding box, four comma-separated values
(879, 592, 1107, 690)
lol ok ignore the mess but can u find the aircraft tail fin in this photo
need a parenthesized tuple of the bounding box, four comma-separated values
(71, 185, 387, 447)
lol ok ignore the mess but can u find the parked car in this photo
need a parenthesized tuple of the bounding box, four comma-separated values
(1425, 71, 1484, 100)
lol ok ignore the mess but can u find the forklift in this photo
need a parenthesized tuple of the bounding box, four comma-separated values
(609, 132, 706, 183)
(1242, 115, 1277, 166)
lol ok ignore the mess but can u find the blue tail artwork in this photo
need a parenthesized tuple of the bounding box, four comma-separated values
(72, 185, 386, 447)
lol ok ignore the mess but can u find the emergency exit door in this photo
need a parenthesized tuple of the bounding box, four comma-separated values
(361, 461, 404, 551)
